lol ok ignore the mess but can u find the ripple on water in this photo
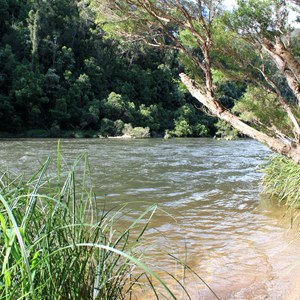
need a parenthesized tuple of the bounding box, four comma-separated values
(2, 138, 300, 299)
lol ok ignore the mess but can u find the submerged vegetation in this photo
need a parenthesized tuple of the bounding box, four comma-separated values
(262, 155, 300, 208)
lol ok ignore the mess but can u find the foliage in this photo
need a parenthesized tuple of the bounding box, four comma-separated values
(93, 0, 300, 164)
(172, 104, 210, 137)
(261, 155, 300, 207)
(3, 0, 300, 148)
(173, 119, 193, 137)
(0, 0, 215, 137)
(99, 118, 115, 137)
(0, 145, 179, 299)
(228, 0, 288, 39)
(122, 123, 150, 138)
(194, 123, 210, 137)
(233, 85, 293, 136)
(215, 120, 239, 140)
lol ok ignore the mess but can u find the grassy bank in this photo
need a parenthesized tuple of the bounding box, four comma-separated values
(0, 141, 222, 299)
(0, 143, 180, 299)
(262, 155, 300, 208)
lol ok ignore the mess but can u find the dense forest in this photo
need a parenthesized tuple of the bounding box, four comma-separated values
(0, 0, 243, 138)
(2, 0, 299, 149)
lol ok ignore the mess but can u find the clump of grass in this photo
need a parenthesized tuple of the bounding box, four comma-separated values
(0, 142, 178, 299)
(261, 155, 300, 207)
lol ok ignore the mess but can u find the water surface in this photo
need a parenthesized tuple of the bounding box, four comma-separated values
(1, 138, 300, 299)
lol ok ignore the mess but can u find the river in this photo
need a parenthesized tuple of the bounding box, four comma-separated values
(1, 138, 300, 299)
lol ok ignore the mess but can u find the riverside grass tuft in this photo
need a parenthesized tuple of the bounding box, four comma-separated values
(261, 155, 300, 208)
(0, 142, 181, 300)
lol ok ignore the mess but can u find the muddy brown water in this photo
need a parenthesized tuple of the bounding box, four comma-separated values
(1, 138, 300, 299)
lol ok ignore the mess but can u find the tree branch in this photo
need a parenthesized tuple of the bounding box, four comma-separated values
(180, 72, 300, 163)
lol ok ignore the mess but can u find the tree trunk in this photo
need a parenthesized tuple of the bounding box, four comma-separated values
(180, 73, 300, 164)
(261, 39, 300, 105)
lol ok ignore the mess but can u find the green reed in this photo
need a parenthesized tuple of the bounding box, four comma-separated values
(261, 155, 300, 208)
(0, 142, 178, 300)
(0, 141, 220, 300)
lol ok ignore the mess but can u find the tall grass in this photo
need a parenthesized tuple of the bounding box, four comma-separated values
(261, 155, 300, 207)
(0, 143, 179, 299)
(0, 142, 221, 300)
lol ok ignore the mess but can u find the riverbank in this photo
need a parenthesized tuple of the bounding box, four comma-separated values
(0, 130, 198, 139)
(0, 123, 211, 139)
(0, 129, 100, 138)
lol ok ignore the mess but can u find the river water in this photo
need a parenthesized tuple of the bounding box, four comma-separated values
(1, 138, 300, 299)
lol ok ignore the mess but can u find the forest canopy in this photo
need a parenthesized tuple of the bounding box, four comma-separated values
(0, 0, 226, 138)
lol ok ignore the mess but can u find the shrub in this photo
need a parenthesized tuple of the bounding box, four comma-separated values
(113, 119, 125, 136)
(215, 120, 239, 140)
(193, 124, 209, 137)
(99, 117, 115, 137)
(122, 123, 150, 138)
(173, 119, 193, 137)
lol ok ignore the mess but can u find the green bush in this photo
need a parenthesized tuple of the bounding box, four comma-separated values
(173, 119, 193, 137)
(99, 118, 115, 137)
(215, 120, 239, 140)
(193, 124, 209, 137)
(113, 119, 125, 136)
(122, 123, 150, 138)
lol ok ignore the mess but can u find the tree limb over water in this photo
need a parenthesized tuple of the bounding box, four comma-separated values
(95, 0, 300, 163)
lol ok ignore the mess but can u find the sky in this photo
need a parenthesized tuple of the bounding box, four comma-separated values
(222, 0, 299, 27)
(223, 0, 236, 8)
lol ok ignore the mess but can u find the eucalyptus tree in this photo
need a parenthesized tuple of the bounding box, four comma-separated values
(95, 0, 300, 163)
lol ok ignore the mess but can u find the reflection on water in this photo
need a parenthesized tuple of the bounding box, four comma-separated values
(1, 138, 300, 299)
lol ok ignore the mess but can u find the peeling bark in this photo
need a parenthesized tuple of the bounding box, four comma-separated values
(261, 39, 300, 105)
(180, 73, 300, 164)
(256, 66, 300, 141)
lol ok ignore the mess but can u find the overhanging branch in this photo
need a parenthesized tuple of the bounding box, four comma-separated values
(180, 72, 300, 164)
